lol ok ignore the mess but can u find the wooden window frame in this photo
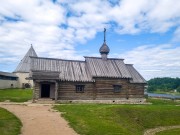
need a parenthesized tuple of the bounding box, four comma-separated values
(113, 85, 122, 93)
(76, 85, 85, 93)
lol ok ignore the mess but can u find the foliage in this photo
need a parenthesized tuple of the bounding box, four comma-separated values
(0, 88, 32, 102)
(156, 128, 180, 135)
(0, 107, 22, 135)
(147, 77, 180, 92)
(54, 101, 180, 135)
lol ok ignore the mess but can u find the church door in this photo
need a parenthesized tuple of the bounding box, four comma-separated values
(41, 84, 50, 98)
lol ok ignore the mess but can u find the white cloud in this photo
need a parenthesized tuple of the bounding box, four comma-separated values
(109, 0, 180, 33)
(0, 0, 65, 25)
(173, 27, 180, 42)
(119, 44, 180, 80)
(0, 0, 180, 79)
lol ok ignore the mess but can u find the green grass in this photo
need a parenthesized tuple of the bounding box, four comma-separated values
(0, 88, 33, 102)
(146, 98, 180, 105)
(54, 99, 180, 135)
(156, 128, 180, 135)
(0, 107, 22, 135)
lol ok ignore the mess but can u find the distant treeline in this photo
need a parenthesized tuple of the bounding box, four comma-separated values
(147, 77, 180, 92)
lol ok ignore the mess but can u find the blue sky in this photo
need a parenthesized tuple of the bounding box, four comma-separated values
(0, 0, 180, 80)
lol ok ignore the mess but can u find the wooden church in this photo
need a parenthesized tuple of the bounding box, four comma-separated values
(14, 28, 146, 102)
(26, 29, 146, 103)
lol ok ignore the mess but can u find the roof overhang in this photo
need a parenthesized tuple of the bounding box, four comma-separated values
(30, 71, 61, 80)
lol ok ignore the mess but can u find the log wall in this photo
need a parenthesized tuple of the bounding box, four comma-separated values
(128, 83, 145, 98)
(34, 81, 40, 99)
(95, 78, 144, 99)
(33, 78, 145, 100)
(58, 81, 94, 100)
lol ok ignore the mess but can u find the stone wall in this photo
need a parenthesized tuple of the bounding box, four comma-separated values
(0, 80, 18, 89)
(57, 98, 146, 104)
(15, 72, 33, 88)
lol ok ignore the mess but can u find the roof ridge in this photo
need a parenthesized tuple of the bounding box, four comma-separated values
(84, 56, 124, 60)
(30, 56, 85, 62)
(125, 64, 134, 65)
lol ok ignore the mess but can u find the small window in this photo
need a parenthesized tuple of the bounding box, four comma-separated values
(113, 85, 122, 93)
(76, 85, 85, 93)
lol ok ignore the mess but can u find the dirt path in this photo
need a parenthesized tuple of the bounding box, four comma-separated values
(0, 103, 77, 135)
(144, 125, 180, 135)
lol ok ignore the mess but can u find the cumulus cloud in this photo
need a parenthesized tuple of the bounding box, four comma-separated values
(173, 27, 180, 42)
(0, 0, 180, 79)
(119, 44, 180, 80)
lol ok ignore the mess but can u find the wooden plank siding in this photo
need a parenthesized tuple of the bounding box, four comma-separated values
(56, 78, 145, 100)
(58, 81, 94, 100)
(33, 78, 145, 100)
(95, 78, 144, 99)
(128, 83, 145, 98)
(95, 78, 129, 99)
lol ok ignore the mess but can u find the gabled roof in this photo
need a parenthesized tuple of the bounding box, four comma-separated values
(0, 71, 18, 78)
(30, 56, 146, 83)
(126, 64, 146, 83)
(14, 45, 38, 73)
(30, 57, 93, 82)
(85, 57, 131, 78)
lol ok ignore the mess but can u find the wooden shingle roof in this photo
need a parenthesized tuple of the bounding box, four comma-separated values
(30, 57, 93, 82)
(30, 56, 146, 83)
(14, 45, 38, 73)
(85, 57, 131, 78)
(126, 64, 146, 83)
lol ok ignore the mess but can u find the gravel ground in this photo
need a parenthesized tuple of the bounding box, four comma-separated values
(0, 103, 77, 135)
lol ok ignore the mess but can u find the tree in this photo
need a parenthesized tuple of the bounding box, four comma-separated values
(177, 87, 180, 92)
(147, 77, 180, 92)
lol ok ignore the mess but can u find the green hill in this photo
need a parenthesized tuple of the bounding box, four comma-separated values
(147, 77, 180, 93)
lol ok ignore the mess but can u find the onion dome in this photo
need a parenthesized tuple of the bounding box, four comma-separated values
(99, 42, 110, 54)
(99, 28, 110, 60)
